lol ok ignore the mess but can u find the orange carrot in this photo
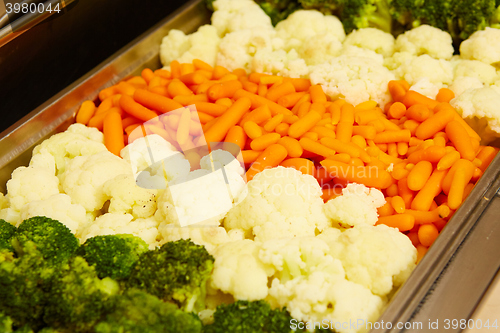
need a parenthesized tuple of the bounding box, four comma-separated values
(204, 97, 252, 144)
(299, 137, 335, 157)
(445, 120, 475, 161)
(405, 205, 450, 224)
(405, 104, 430, 122)
(402, 90, 439, 110)
(388, 80, 407, 102)
(250, 133, 281, 151)
(411, 169, 447, 211)
(266, 81, 295, 102)
(134, 89, 183, 114)
(320, 159, 392, 189)
(477, 146, 498, 172)
(448, 159, 475, 209)
(288, 111, 321, 138)
(275, 123, 290, 136)
(167, 79, 193, 97)
(407, 160, 433, 191)
(436, 88, 455, 103)
(246, 144, 288, 181)
(76, 100, 96, 125)
(437, 150, 461, 171)
(264, 114, 284, 132)
(281, 158, 315, 176)
(243, 121, 263, 140)
(391, 196, 406, 213)
(373, 129, 411, 143)
(415, 103, 456, 139)
(207, 80, 243, 100)
(99, 86, 117, 101)
(310, 85, 327, 104)
(289, 78, 311, 92)
(277, 91, 307, 108)
(377, 214, 415, 232)
(120, 95, 158, 122)
(241, 150, 261, 164)
(387, 102, 406, 119)
(103, 111, 125, 156)
(277, 137, 303, 158)
(233, 89, 293, 116)
(418, 223, 439, 247)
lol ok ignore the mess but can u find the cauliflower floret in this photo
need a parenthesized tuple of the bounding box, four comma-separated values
(275, 10, 345, 52)
(252, 48, 310, 78)
(323, 183, 385, 228)
(395, 54, 453, 86)
(60, 151, 132, 212)
(29, 147, 57, 174)
(394, 25, 454, 60)
(216, 28, 275, 72)
(450, 86, 500, 144)
(210, 239, 273, 301)
(155, 168, 245, 227)
(296, 32, 343, 66)
(211, 0, 273, 37)
(159, 25, 221, 67)
(449, 77, 484, 97)
(460, 27, 500, 66)
(409, 77, 441, 100)
(224, 167, 329, 242)
(339, 45, 384, 65)
(310, 55, 395, 107)
(103, 174, 157, 219)
(322, 225, 417, 297)
(32, 124, 107, 175)
(80, 213, 160, 249)
(453, 59, 498, 85)
(19, 193, 88, 234)
(158, 222, 244, 254)
(383, 51, 415, 71)
(344, 28, 395, 57)
(5, 166, 60, 211)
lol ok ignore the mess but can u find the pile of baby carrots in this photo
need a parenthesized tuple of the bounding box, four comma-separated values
(76, 59, 498, 262)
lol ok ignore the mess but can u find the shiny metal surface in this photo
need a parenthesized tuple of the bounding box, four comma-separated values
(0, 0, 499, 330)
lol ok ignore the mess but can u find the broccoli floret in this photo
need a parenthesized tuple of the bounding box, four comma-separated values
(255, 0, 302, 25)
(76, 234, 149, 280)
(0, 312, 14, 333)
(205, 0, 216, 11)
(203, 300, 306, 333)
(449, 0, 496, 39)
(126, 239, 214, 313)
(13, 325, 34, 333)
(0, 242, 56, 331)
(298, 0, 342, 13)
(43, 256, 119, 332)
(11, 216, 79, 264)
(0, 219, 16, 252)
(94, 289, 202, 333)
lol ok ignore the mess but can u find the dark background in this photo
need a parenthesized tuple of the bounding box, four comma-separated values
(0, 0, 188, 134)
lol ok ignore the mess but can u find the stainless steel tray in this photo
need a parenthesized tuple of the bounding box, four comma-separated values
(0, 1, 499, 331)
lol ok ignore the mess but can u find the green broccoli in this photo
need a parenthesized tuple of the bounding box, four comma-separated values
(13, 325, 34, 333)
(0, 242, 56, 331)
(11, 216, 79, 264)
(76, 234, 149, 280)
(203, 300, 319, 333)
(0, 219, 16, 252)
(94, 289, 202, 333)
(126, 239, 214, 313)
(449, 0, 496, 39)
(255, 0, 302, 25)
(43, 256, 119, 332)
(0, 312, 14, 333)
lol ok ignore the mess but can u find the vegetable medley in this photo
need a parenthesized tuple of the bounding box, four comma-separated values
(0, 0, 500, 332)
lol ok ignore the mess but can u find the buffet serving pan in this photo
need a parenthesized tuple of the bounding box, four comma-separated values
(0, 1, 499, 331)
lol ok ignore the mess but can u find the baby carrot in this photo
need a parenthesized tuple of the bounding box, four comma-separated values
(233, 89, 293, 116)
(448, 159, 475, 209)
(243, 121, 263, 140)
(411, 169, 447, 211)
(134, 89, 183, 114)
(398, 177, 414, 208)
(266, 81, 295, 102)
(405, 205, 450, 224)
(445, 120, 475, 161)
(477, 146, 498, 171)
(251, 133, 281, 151)
(436, 88, 455, 103)
(103, 111, 125, 156)
(99, 86, 117, 101)
(310, 126, 336, 139)
(405, 104, 430, 122)
(336, 123, 353, 143)
(402, 90, 439, 110)
(309, 85, 327, 104)
(418, 223, 439, 247)
(246, 144, 288, 181)
(354, 100, 378, 112)
(391, 196, 406, 213)
(415, 103, 455, 139)
(275, 123, 290, 136)
(277, 137, 303, 158)
(388, 80, 406, 102)
(387, 102, 406, 119)
(116, 81, 137, 96)
(407, 160, 433, 191)
(120, 95, 158, 122)
(281, 158, 315, 176)
(329, 104, 341, 124)
(378, 199, 395, 217)
(168, 79, 193, 97)
(224, 125, 247, 151)
(352, 126, 376, 140)
(377, 214, 415, 232)
(240, 105, 272, 126)
(289, 78, 311, 92)
(192, 59, 213, 71)
(373, 129, 411, 143)
(264, 114, 284, 132)
(288, 111, 321, 138)
(207, 80, 243, 100)
(192, 102, 227, 117)
(437, 150, 461, 171)
(277, 91, 307, 108)
(204, 97, 252, 144)
(299, 137, 334, 157)
(76, 100, 96, 125)
(173, 94, 208, 105)
(241, 150, 261, 164)
(320, 159, 392, 189)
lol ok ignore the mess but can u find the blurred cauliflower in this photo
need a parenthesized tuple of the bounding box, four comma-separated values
(448, 77, 485, 97)
(211, 0, 273, 36)
(275, 10, 346, 51)
(383, 51, 415, 71)
(343, 28, 395, 57)
(409, 78, 441, 99)
(452, 59, 498, 85)
(160, 25, 221, 67)
(295, 33, 342, 66)
(394, 54, 453, 86)
(394, 25, 454, 60)
(339, 45, 384, 64)
(324, 183, 385, 228)
(310, 55, 395, 107)
(216, 28, 275, 72)
(252, 48, 310, 78)
(460, 27, 500, 65)
(450, 86, 500, 143)
(224, 167, 329, 242)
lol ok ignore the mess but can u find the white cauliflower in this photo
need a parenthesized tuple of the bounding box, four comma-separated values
(19, 194, 88, 234)
(310, 55, 395, 107)
(210, 239, 273, 301)
(409, 77, 441, 99)
(252, 48, 310, 78)
(394, 25, 454, 60)
(28, 147, 57, 174)
(320, 224, 417, 297)
(60, 150, 132, 212)
(453, 59, 498, 85)
(450, 86, 500, 143)
(5, 166, 60, 212)
(32, 124, 106, 176)
(395, 54, 453, 86)
(344, 28, 395, 57)
(224, 167, 329, 242)
(296, 32, 343, 66)
(383, 51, 415, 71)
(159, 25, 221, 67)
(339, 45, 384, 65)
(211, 0, 273, 37)
(216, 28, 275, 72)
(103, 174, 157, 219)
(155, 166, 245, 227)
(323, 183, 385, 228)
(460, 27, 500, 65)
(80, 213, 160, 249)
(448, 77, 484, 97)
(275, 10, 345, 51)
